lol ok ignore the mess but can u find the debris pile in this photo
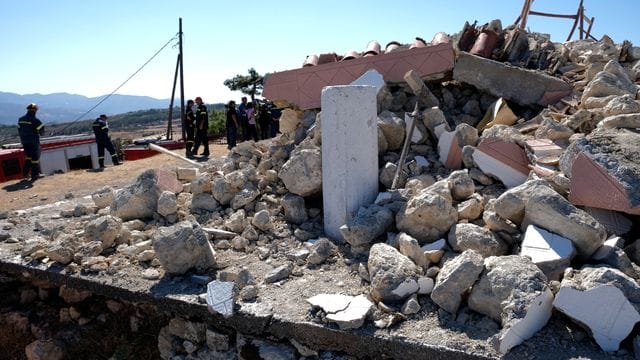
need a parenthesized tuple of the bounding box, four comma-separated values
(1, 19, 640, 359)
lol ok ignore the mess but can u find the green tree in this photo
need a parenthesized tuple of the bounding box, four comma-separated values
(223, 68, 263, 103)
(208, 109, 226, 137)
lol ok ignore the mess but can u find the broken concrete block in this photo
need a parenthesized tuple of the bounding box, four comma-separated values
(176, 167, 199, 181)
(431, 250, 484, 314)
(561, 128, 640, 215)
(554, 285, 640, 352)
(524, 138, 565, 166)
(401, 294, 421, 315)
(520, 225, 576, 280)
(453, 51, 572, 106)
(205, 281, 236, 319)
(279, 108, 301, 134)
(477, 98, 518, 133)
(438, 124, 478, 169)
(422, 238, 446, 264)
(264, 262, 294, 284)
(601, 94, 640, 117)
(368, 243, 421, 303)
(472, 138, 529, 188)
(468, 256, 553, 354)
(523, 189, 607, 260)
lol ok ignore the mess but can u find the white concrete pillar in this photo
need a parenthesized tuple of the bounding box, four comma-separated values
(321, 85, 379, 242)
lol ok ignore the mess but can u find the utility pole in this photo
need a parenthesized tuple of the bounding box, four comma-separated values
(179, 18, 186, 142)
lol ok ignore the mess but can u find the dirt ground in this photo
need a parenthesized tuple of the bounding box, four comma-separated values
(0, 144, 229, 212)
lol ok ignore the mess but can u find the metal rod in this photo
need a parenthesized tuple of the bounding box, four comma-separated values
(167, 53, 180, 140)
(391, 102, 418, 190)
(529, 10, 577, 19)
(147, 143, 203, 168)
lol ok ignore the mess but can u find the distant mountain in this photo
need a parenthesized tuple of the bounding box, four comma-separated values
(0, 92, 171, 125)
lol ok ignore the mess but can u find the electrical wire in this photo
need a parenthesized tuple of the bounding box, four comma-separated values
(53, 33, 179, 135)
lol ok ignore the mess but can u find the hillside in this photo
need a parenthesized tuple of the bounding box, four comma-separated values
(0, 103, 226, 146)
(0, 91, 170, 125)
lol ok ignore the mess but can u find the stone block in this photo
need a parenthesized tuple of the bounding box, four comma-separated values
(176, 167, 199, 181)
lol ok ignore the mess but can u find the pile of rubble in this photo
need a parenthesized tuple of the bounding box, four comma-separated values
(2, 19, 640, 359)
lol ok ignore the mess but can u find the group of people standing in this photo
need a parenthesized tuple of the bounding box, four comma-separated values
(224, 96, 281, 150)
(183, 96, 210, 158)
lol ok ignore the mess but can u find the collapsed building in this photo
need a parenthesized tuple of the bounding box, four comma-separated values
(1, 18, 640, 359)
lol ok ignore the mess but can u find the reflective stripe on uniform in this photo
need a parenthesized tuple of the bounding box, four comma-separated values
(36, 124, 44, 130)
(25, 157, 32, 160)
(98, 156, 104, 159)
(32, 160, 39, 164)
(101, 126, 108, 130)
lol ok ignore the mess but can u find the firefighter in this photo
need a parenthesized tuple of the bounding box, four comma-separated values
(18, 103, 45, 181)
(192, 96, 210, 157)
(92, 114, 121, 169)
(184, 99, 196, 158)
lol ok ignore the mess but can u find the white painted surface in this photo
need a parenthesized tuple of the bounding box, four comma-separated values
(497, 289, 554, 353)
(554, 285, 640, 352)
(40, 142, 104, 175)
(592, 236, 625, 261)
(521, 225, 575, 264)
(321, 85, 378, 242)
(472, 149, 528, 188)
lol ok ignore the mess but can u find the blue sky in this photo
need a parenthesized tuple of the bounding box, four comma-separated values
(1, 0, 638, 105)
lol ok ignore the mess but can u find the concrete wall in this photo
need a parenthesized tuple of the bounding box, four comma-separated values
(321, 85, 379, 241)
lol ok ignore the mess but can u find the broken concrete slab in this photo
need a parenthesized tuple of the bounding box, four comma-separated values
(453, 51, 572, 106)
(524, 138, 565, 166)
(581, 60, 638, 104)
(396, 186, 458, 244)
(554, 285, 640, 352)
(448, 223, 508, 258)
(307, 293, 374, 330)
(472, 137, 530, 188)
(520, 225, 576, 280)
(560, 128, 640, 215)
(110, 169, 182, 221)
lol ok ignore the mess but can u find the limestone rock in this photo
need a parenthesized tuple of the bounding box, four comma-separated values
(448, 223, 508, 258)
(281, 193, 308, 224)
(368, 243, 421, 303)
(211, 177, 237, 205)
(378, 110, 405, 150)
(25, 339, 64, 360)
(111, 169, 181, 221)
(581, 60, 637, 104)
(91, 186, 114, 209)
(152, 221, 216, 275)
(431, 250, 484, 314)
(447, 169, 475, 201)
(84, 215, 122, 250)
(279, 148, 322, 197)
(340, 205, 393, 248)
(157, 191, 178, 217)
(396, 187, 458, 244)
(468, 256, 553, 354)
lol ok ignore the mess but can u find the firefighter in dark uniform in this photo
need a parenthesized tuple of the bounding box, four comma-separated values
(192, 96, 210, 157)
(184, 99, 196, 158)
(18, 103, 45, 181)
(92, 114, 121, 170)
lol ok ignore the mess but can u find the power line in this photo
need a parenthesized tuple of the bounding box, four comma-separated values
(54, 33, 179, 135)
